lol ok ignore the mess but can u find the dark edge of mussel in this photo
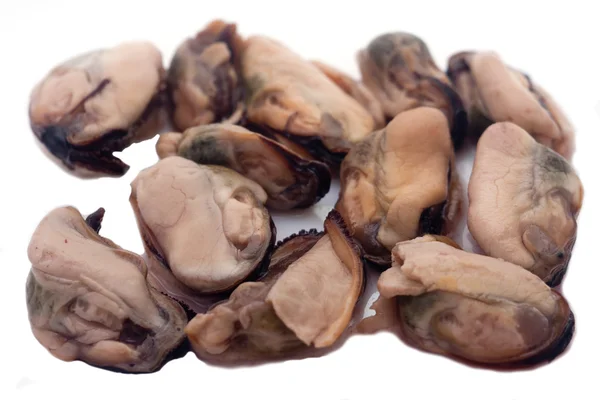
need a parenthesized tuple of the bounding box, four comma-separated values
(242, 121, 347, 172)
(263, 228, 326, 287)
(94, 331, 192, 375)
(364, 254, 392, 270)
(85, 207, 105, 233)
(34, 126, 131, 176)
(421, 76, 467, 150)
(477, 305, 576, 372)
(325, 209, 368, 296)
(284, 134, 347, 171)
(466, 109, 495, 140)
(518, 311, 575, 367)
(274, 228, 324, 249)
(547, 267, 568, 288)
(445, 52, 496, 141)
(176, 126, 330, 210)
(289, 159, 332, 207)
(395, 289, 576, 372)
(32, 83, 168, 177)
(243, 217, 278, 283)
(259, 136, 332, 207)
(325, 209, 358, 250)
(417, 163, 454, 238)
(417, 201, 447, 237)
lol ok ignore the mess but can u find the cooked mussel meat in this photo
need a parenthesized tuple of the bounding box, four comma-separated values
(241, 35, 377, 167)
(185, 210, 364, 363)
(336, 107, 461, 265)
(25, 206, 187, 373)
(155, 123, 331, 210)
(447, 51, 575, 159)
(28, 42, 167, 177)
(129, 157, 275, 310)
(358, 32, 467, 148)
(370, 235, 574, 367)
(167, 20, 245, 132)
(468, 122, 583, 286)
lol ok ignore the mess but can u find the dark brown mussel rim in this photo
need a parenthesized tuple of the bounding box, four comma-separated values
(242, 121, 347, 171)
(394, 290, 575, 371)
(257, 135, 332, 209)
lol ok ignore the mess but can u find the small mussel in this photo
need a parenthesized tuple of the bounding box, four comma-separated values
(26, 207, 187, 373)
(468, 122, 583, 286)
(241, 35, 377, 167)
(447, 51, 575, 159)
(167, 20, 245, 132)
(358, 32, 467, 148)
(155, 123, 331, 210)
(28, 42, 168, 177)
(336, 107, 461, 266)
(370, 235, 575, 368)
(185, 210, 364, 364)
(129, 157, 275, 312)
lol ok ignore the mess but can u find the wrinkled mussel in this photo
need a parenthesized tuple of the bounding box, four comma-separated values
(129, 156, 276, 313)
(28, 42, 168, 177)
(363, 235, 575, 368)
(25, 207, 187, 373)
(468, 122, 583, 286)
(336, 107, 461, 266)
(447, 51, 575, 159)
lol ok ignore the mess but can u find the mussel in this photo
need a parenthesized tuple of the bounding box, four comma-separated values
(25, 207, 187, 373)
(129, 156, 276, 312)
(447, 51, 575, 159)
(241, 35, 377, 167)
(336, 107, 461, 266)
(28, 42, 168, 177)
(358, 32, 467, 148)
(155, 123, 331, 210)
(468, 122, 583, 286)
(185, 210, 364, 363)
(364, 235, 574, 367)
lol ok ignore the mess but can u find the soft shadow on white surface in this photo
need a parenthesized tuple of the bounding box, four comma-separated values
(2, 1, 600, 399)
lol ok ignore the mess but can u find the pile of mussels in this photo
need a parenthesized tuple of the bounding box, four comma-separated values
(26, 20, 583, 373)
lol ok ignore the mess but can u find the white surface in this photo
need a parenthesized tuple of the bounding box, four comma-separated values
(1, 1, 599, 399)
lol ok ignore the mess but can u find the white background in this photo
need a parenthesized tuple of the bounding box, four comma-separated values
(1, 1, 599, 399)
